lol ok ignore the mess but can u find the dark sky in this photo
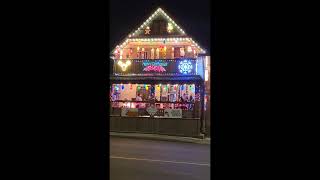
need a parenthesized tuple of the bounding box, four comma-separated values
(109, 0, 211, 53)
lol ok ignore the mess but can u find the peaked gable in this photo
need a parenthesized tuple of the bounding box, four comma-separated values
(111, 8, 206, 56)
(128, 8, 187, 38)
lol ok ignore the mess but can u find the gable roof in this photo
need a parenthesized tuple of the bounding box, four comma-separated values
(111, 7, 206, 56)
(128, 7, 187, 38)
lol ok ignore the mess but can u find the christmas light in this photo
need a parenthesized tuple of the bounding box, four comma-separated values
(167, 23, 173, 33)
(111, 8, 206, 56)
(178, 60, 193, 74)
(117, 60, 131, 71)
(187, 46, 192, 52)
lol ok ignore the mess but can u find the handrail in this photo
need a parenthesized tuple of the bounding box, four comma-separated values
(110, 100, 196, 104)
(113, 58, 197, 61)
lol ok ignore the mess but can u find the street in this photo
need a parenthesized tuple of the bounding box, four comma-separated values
(110, 136, 211, 180)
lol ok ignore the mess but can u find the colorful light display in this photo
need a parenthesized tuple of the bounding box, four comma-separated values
(143, 65, 166, 72)
(143, 60, 168, 73)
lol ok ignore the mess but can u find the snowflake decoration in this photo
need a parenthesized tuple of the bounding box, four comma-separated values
(178, 60, 193, 74)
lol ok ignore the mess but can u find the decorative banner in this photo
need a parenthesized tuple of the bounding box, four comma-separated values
(146, 107, 158, 116)
(164, 109, 182, 118)
(121, 108, 139, 117)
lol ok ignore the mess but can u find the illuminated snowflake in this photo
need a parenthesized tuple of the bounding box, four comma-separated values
(178, 60, 193, 74)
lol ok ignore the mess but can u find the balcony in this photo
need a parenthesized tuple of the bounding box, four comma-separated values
(112, 58, 204, 76)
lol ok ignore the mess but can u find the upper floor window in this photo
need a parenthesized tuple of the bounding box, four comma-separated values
(180, 48, 185, 57)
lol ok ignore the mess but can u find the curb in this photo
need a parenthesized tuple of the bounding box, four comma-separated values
(110, 132, 211, 145)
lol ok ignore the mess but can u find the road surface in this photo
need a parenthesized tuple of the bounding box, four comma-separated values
(110, 136, 211, 180)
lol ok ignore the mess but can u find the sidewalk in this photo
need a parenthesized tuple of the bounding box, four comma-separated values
(110, 132, 211, 145)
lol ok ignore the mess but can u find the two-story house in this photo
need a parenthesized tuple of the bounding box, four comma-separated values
(109, 8, 208, 137)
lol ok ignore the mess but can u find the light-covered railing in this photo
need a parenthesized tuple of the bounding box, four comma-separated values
(110, 100, 199, 118)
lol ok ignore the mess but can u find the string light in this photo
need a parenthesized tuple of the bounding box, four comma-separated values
(111, 8, 206, 56)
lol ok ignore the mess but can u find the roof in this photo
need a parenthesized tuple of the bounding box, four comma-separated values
(110, 7, 206, 55)
(110, 75, 204, 84)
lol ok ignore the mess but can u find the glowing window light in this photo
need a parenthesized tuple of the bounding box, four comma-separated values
(178, 60, 193, 74)
(187, 46, 192, 52)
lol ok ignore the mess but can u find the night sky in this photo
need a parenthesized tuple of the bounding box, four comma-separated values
(109, 0, 211, 53)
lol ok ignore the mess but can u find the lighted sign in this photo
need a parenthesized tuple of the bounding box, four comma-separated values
(118, 60, 131, 71)
(142, 60, 168, 73)
(143, 65, 166, 72)
(143, 61, 168, 66)
(178, 60, 193, 74)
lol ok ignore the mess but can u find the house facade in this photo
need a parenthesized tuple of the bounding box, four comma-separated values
(109, 8, 210, 137)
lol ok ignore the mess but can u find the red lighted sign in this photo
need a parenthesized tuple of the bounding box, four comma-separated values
(143, 65, 166, 72)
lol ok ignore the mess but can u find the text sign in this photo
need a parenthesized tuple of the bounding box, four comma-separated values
(142, 61, 168, 67)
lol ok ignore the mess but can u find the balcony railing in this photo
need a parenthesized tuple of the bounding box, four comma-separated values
(112, 58, 203, 76)
(110, 101, 199, 118)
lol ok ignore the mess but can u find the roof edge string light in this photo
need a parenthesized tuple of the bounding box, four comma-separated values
(112, 8, 207, 54)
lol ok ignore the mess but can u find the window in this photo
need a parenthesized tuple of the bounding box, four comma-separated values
(180, 48, 185, 57)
